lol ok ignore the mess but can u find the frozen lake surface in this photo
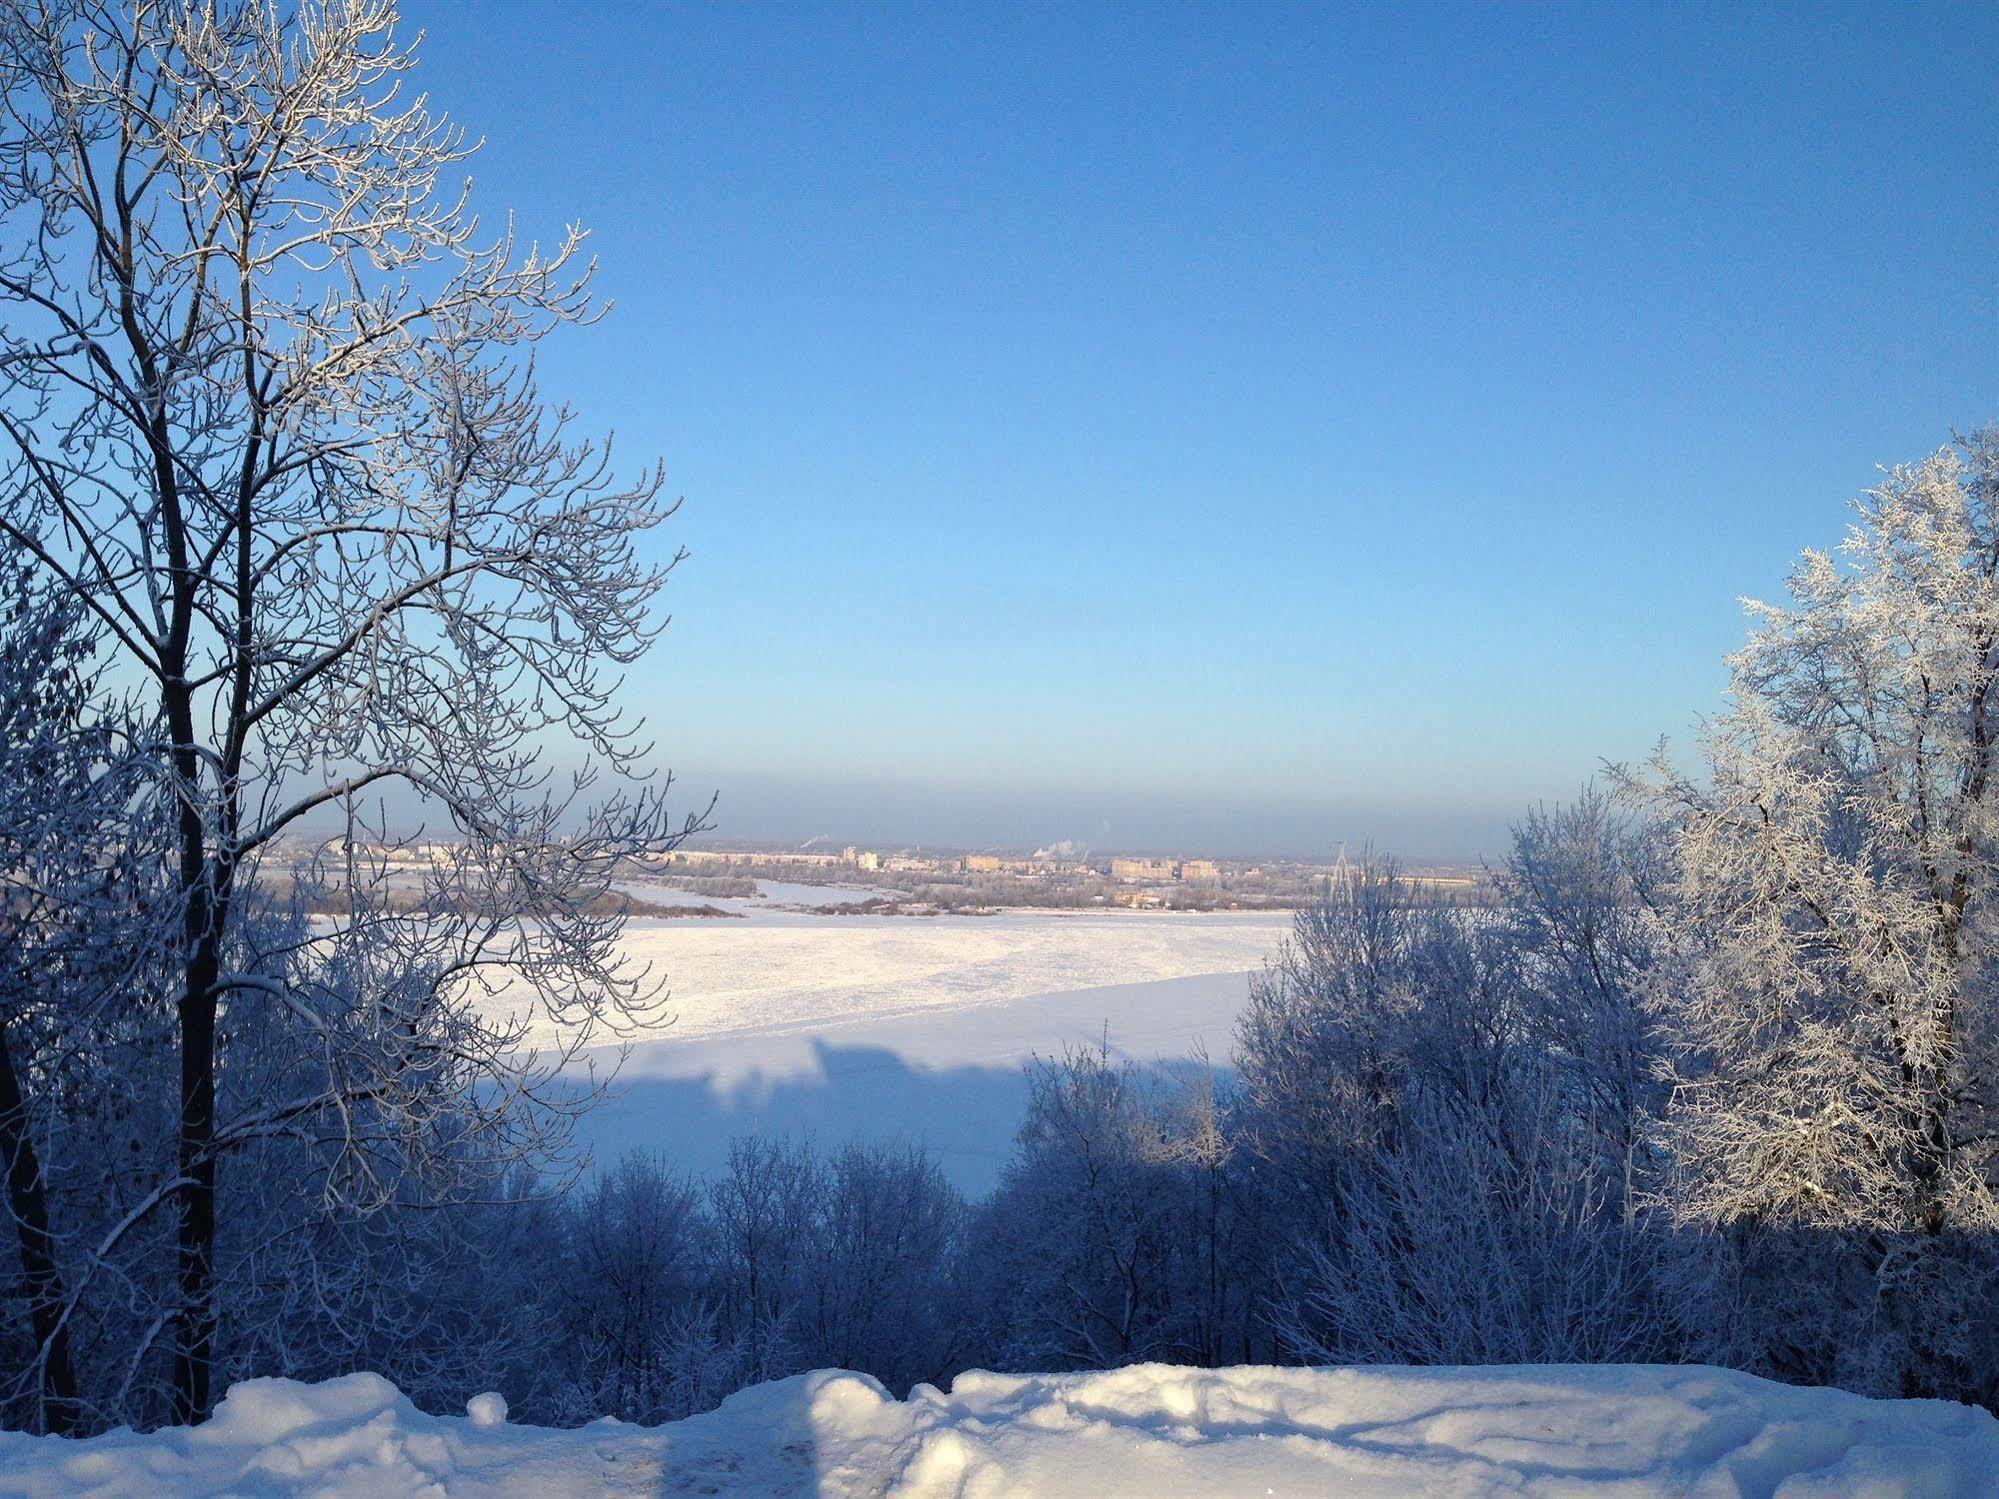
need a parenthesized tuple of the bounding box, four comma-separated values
(496, 890, 1296, 1192)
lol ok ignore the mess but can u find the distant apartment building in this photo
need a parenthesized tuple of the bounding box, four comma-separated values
(853, 849, 880, 872)
(1178, 859, 1220, 882)
(1111, 857, 1175, 882)
(964, 854, 1003, 873)
(669, 849, 731, 866)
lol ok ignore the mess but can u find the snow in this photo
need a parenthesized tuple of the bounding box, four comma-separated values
(495, 905, 1294, 1192)
(3, 1363, 1993, 1497)
(571, 971, 1254, 1193)
(535, 905, 1292, 1043)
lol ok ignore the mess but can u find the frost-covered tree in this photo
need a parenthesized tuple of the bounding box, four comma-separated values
(1239, 851, 1684, 1367)
(966, 1046, 1249, 1371)
(799, 1142, 964, 1390)
(1498, 788, 1670, 1183)
(1272, 1089, 1677, 1366)
(0, 0, 699, 1422)
(504, 1140, 962, 1421)
(1629, 429, 1999, 1400)
(705, 1136, 819, 1383)
(1160, 1057, 1261, 1367)
(0, 567, 164, 1433)
(548, 1154, 732, 1424)
(1234, 858, 1489, 1208)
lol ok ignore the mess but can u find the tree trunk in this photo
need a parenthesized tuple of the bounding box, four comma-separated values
(160, 543, 223, 1429)
(170, 919, 220, 1426)
(0, 1018, 81, 1436)
(166, 670, 220, 1426)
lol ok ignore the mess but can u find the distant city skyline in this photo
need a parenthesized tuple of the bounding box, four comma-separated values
(658, 770, 1575, 864)
(406, 1, 1998, 857)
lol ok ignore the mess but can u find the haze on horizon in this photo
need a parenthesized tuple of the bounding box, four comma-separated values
(668, 771, 1511, 864)
(406, 0, 1997, 858)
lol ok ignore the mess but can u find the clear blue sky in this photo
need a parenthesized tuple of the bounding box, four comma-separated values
(402, 0, 1996, 859)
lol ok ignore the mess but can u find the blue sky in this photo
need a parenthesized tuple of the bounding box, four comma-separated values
(402, 1, 1996, 859)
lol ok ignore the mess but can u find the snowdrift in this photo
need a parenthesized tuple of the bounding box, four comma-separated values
(0, 1362, 1993, 1497)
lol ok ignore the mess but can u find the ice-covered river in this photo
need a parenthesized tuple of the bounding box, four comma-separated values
(489, 885, 1296, 1192)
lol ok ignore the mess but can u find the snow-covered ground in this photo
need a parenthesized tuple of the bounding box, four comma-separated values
(5, 1363, 1993, 1497)
(494, 895, 1294, 1191)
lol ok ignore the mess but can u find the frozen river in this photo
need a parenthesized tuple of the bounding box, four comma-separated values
(498, 890, 1296, 1192)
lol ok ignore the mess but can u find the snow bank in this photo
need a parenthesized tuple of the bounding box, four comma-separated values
(1, 1362, 1993, 1497)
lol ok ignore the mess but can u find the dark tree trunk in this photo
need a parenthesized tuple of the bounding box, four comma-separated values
(0, 1018, 81, 1435)
(165, 659, 220, 1427)
(167, 855, 224, 1426)
(170, 922, 220, 1426)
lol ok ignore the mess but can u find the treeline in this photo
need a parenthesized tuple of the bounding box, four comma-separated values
(267, 878, 737, 921)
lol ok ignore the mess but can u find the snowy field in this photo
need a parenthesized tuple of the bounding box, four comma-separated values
(497, 892, 1295, 1192)
(5, 1362, 1993, 1497)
